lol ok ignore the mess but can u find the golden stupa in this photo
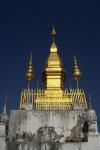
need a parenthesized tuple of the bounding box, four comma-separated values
(20, 27, 87, 110)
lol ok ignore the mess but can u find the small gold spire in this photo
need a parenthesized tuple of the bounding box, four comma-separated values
(51, 25, 56, 35)
(72, 56, 82, 80)
(50, 26, 57, 53)
(25, 52, 34, 81)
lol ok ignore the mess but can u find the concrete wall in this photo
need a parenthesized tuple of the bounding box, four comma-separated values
(0, 123, 6, 150)
(7, 135, 100, 150)
(7, 109, 100, 150)
(9, 110, 84, 141)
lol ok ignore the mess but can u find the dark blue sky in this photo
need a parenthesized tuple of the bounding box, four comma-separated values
(0, 0, 100, 120)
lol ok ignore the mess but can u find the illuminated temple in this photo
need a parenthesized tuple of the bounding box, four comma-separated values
(0, 27, 100, 150)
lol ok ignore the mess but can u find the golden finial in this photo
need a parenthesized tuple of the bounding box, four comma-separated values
(72, 56, 82, 80)
(51, 25, 56, 35)
(25, 52, 34, 81)
(51, 25, 57, 43)
(50, 26, 57, 52)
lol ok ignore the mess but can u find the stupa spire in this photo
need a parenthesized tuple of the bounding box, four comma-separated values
(42, 26, 66, 90)
(51, 25, 56, 36)
(50, 26, 57, 53)
(20, 52, 34, 109)
(25, 52, 34, 81)
(1, 96, 8, 123)
(72, 56, 82, 88)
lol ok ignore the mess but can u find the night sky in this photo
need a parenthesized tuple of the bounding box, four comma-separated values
(0, 0, 100, 121)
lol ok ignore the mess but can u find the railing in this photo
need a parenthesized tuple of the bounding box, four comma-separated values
(20, 88, 87, 110)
